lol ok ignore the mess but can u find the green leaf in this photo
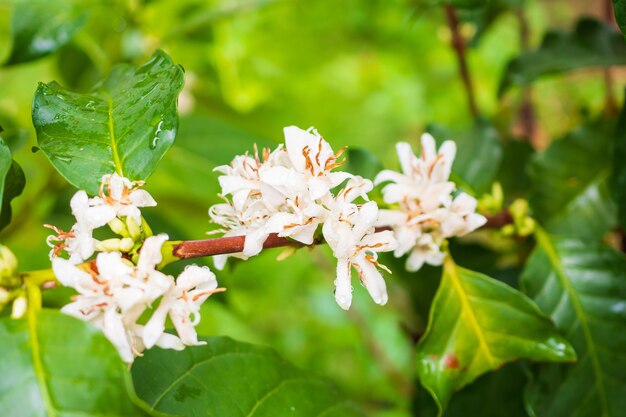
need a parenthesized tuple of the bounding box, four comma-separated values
(415, 256, 575, 413)
(0, 309, 149, 416)
(132, 336, 365, 417)
(345, 147, 383, 181)
(499, 18, 626, 96)
(528, 119, 617, 239)
(610, 92, 626, 230)
(4, 0, 88, 65)
(614, 0, 626, 39)
(0, 135, 24, 231)
(33, 50, 185, 194)
(521, 229, 626, 417)
(427, 121, 502, 195)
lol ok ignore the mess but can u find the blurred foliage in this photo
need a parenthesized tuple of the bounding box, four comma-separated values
(0, 0, 625, 416)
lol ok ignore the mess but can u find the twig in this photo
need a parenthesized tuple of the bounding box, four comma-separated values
(173, 211, 514, 260)
(444, 5, 480, 119)
(603, 0, 618, 115)
(515, 6, 538, 146)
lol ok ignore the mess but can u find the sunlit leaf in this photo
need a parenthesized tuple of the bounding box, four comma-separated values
(0, 134, 24, 231)
(528, 119, 616, 239)
(521, 229, 626, 417)
(4, 0, 87, 66)
(132, 336, 365, 417)
(0, 309, 149, 416)
(33, 50, 185, 194)
(416, 256, 575, 412)
(499, 18, 626, 96)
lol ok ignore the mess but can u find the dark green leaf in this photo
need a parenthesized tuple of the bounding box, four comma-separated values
(345, 147, 383, 181)
(521, 229, 626, 417)
(614, 0, 626, 39)
(427, 121, 502, 195)
(610, 92, 626, 230)
(499, 18, 626, 96)
(33, 50, 185, 194)
(452, 121, 502, 195)
(4, 0, 87, 65)
(132, 336, 365, 417)
(0, 136, 24, 231)
(529, 119, 616, 239)
(496, 139, 533, 199)
(416, 256, 575, 412)
(0, 309, 149, 416)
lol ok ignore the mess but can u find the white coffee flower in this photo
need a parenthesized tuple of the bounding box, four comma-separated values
(52, 234, 182, 362)
(375, 134, 486, 272)
(92, 173, 157, 224)
(209, 126, 398, 309)
(323, 198, 397, 310)
(144, 265, 223, 348)
(46, 190, 117, 264)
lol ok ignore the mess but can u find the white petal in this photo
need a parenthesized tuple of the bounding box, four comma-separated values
(309, 177, 330, 200)
(242, 228, 269, 257)
(52, 257, 92, 288)
(103, 309, 134, 363)
(142, 296, 173, 349)
(136, 234, 168, 275)
(334, 258, 353, 310)
(177, 265, 217, 291)
(129, 189, 157, 208)
(396, 142, 416, 175)
(155, 331, 185, 350)
(355, 255, 388, 306)
(284, 126, 316, 171)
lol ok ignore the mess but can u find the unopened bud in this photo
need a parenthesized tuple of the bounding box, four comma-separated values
(0, 245, 19, 287)
(108, 218, 129, 237)
(96, 238, 123, 252)
(11, 295, 27, 319)
(140, 216, 153, 237)
(126, 216, 142, 241)
(120, 237, 134, 252)
(0, 288, 9, 305)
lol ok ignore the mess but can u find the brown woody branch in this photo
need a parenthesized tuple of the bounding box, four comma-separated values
(173, 211, 513, 260)
(444, 5, 480, 119)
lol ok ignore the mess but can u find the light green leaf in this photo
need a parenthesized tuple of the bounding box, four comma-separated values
(33, 50, 185, 194)
(528, 119, 616, 239)
(521, 229, 626, 417)
(499, 18, 626, 96)
(0, 134, 24, 231)
(416, 256, 575, 413)
(132, 336, 365, 417)
(0, 309, 149, 416)
(4, 0, 87, 66)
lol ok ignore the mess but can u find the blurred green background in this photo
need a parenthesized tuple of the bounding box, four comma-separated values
(0, 0, 620, 415)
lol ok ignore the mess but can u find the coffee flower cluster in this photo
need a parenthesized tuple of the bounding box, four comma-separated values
(47, 173, 222, 362)
(375, 134, 486, 271)
(210, 126, 398, 310)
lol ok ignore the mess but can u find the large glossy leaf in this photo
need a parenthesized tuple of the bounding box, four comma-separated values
(415, 256, 575, 412)
(529, 119, 617, 239)
(611, 95, 626, 230)
(33, 50, 185, 194)
(521, 229, 626, 417)
(428, 121, 502, 195)
(0, 134, 24, 231)
(4, 0, 88, 66)
(499, 18, 626, 96)
(132, 336, 365, 417)
(0, 308, 149, 416)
